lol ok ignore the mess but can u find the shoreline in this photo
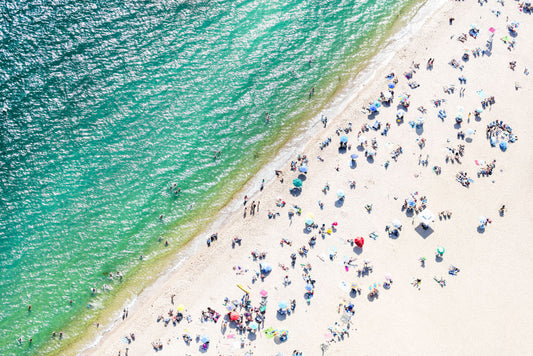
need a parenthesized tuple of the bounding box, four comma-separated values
(74, 0, 459, 354)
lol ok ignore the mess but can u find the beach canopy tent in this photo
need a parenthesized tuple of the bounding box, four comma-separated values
(298, 165, 308, 173)
(278, 301, 288, 309)
(229, 311, 240, 321)
(354, 237, 364, 248)
(260, 262, 272, 273)
(392, 219, 402, 228)
(293, 178, 303, 187)
(419, 210, 436, 226)
(340, 135, 349, 143)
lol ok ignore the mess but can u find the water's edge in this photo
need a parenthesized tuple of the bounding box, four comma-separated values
(44, 0, 448, 354)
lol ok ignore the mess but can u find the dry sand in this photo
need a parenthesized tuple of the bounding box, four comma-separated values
(83, 0, 533, 355)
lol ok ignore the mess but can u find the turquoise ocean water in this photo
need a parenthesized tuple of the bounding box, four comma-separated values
(0, 0, 416, 354)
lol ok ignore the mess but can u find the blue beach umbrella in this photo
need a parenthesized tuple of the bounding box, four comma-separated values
(499, 141, 508, 151)
(298, 165, 308, 173)
(351, 154, 359, 160)
(340, 135, 349, 143)
(293, 178, 303, 187)
(407, 197, 416, 207)
(260, 262, 272, 273)
(200, 334, 210, 343)
(305, 217, 314, 225)
(305, 283, 314, 291)
(369, 104, 378, 112)
(388, 82, 395, 89)
(278, 301, 288, 309)
(373, 101, 382, 108)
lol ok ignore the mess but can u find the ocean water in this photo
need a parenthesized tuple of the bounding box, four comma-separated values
(0, 0, 414, 354)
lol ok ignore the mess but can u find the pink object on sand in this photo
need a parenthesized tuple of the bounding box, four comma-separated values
(489, 27, 495, 33)
(259, 289, 268, 297)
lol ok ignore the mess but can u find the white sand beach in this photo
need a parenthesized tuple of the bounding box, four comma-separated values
(83, 0, 533, 355)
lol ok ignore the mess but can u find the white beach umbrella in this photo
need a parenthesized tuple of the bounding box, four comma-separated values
(391, 219, 402, 229)
(419, 210, 436, 226)
(358, 135, 368, 144)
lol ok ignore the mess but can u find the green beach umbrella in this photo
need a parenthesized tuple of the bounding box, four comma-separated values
(437, 246, 445, 256)
(293, 178, 303, 187)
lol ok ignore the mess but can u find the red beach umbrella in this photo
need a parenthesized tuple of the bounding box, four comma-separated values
(354, 237, 364, 248)
(229, 311, 240, 321)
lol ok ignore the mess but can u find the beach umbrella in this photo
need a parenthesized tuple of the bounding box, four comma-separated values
(392, 219, 402, 229)
(499, 141, 508, 151)
(365, 148, 376, 156)
(475, 107, 483, 114)
(200, 334, 210, 343)
(396, 109, 406, 118)
(278, 301, 288, 309)
(337, 189, 345, 198)
(364, 258, 372, 264)
(419, 210, 436, 226)
(305, 283, 314, 291)
(373, 101, 382, 108)
(328, 246, 337, 255)
(388, 82, 395, 89)
(351, 282, 359, 289)
(490, 137, 497, 147)
(384, 273, 393, 281)
(293, 178, 303, 187)
(479, 216, 488, 225)
(407, 197, 416, 207)
(229, 311, 240, 321)
(226, 304, 235, 311)
(350, 153, 359, 160)
(177, 304, 185, 312)
(437, 246, 445, 256)
(354, 237, 364, 248)
(369, 104, 378, 112)
(260, 262, 272, 273)
(305, 217, 314, 225)
(383, 91, 392, 99)
(249, 321, 259, 330)
(456, 112, 463, 119)
(457, 106, 464, 112)
(466, 128, 475, 136)
(340, 135, 349, 143)
(489, 27, 495, 33)
(259, 289, 268, 297)
(358, 135, 368, 144)
(298, 165, 308, 173)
